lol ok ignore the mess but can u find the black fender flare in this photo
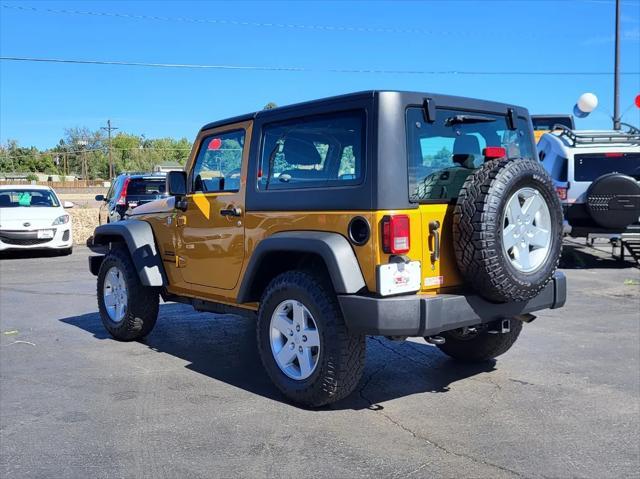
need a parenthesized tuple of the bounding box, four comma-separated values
(90, 220, 167, 287)
(237, 231, 366, 303)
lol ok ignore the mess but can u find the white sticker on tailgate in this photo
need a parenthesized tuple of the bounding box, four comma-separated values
(377, 261, 421, 297)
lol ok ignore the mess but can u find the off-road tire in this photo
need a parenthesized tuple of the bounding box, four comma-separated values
(97, 246, 159, 341)
(257, 271, 365, 407)
(436, 320, 523, 362)
(454, 158, 562, 303)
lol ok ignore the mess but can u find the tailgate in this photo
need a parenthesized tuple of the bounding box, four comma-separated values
(417, 204, 463, 291)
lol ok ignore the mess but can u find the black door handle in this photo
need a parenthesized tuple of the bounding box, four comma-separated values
(429, 220, 440, 262)
(220, 206, 242, 217)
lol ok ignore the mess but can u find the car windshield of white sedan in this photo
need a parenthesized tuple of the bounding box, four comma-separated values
(0, 190, 60, 207)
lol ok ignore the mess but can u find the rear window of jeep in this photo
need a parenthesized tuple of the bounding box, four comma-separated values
(406, 107, 535, 202)
(258, 110, 364, 190)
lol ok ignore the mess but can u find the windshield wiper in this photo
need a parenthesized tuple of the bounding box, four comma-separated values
(445, 115, 496, 126)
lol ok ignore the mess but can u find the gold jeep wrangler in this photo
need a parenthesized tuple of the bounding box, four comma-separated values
(89, 91, 566, 407)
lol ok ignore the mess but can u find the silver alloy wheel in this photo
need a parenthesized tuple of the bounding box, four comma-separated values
(269, 300, 320, 381)
(103, 266, 128, 322)
(502, 187, 552, 273)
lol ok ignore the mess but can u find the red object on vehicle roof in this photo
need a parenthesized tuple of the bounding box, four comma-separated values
(208, 138, 222, 150)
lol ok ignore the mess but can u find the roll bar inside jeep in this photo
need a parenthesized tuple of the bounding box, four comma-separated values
(552, 123, 640, 146)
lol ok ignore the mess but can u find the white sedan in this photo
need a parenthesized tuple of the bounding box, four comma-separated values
(0, 185, 74, 254)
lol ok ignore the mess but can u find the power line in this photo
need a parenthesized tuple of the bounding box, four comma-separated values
(0, 56, 304, 72)
(3, 2, 638, 38)
(0, 147, 193, 158)
(0, 3, 593, 37)
(2, 56, 638, 76)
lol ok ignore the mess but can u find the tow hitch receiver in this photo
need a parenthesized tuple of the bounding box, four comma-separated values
(488, 319, 511, 334)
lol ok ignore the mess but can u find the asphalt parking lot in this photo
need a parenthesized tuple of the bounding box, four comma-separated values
(1, 243, 638, 478)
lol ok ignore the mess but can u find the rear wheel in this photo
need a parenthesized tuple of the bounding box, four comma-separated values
(436, 320, 523, 362)
(97, 246, 159, 341)
(257, 271, 365, 407)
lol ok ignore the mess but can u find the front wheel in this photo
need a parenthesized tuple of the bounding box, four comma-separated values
(435, 319, 523, 362)
(97, 246, 159, 341)
(257, 271, 365, 407)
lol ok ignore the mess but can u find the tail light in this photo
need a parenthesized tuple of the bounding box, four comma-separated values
(483, 147, 506, 159)
(116, 177, 131, 206)
(556, 186, 568, 201)
(382, 215, 410, 254)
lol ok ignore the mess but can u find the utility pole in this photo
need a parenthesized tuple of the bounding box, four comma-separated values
(76, 139, 88, 186)
(613, 0, 621, 130)
(101, 119, 118, 178)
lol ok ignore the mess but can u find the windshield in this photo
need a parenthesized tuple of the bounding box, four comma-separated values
(407, 107, 535, 202)
(0, 189, 60, 208)
(532, 116, 573, 131)
(574, 153, 640, 182)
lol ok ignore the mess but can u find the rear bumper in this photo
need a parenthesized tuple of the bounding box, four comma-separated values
(338, 272, 566, 336)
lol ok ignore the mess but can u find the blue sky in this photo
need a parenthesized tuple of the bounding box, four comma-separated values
(1, 0, 639, 149)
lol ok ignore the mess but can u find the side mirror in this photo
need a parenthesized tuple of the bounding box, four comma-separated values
(95, 194, 105, 202)
(167, 171, 187, 196)
(63, 201, 74, 208)
(167, 171, 188, 211)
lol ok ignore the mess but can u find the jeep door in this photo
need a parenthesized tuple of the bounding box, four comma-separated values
(175, 121, 251, 290)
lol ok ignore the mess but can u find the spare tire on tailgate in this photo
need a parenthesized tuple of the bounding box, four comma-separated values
(586, 173, 640, 230)
(453, 158, 563, 303)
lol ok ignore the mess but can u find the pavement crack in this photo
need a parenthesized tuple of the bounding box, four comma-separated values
(362, 339, 526, 479)
(358, 339, 391, 409)
(394, 461, 429, 478)
(470, 376, 503, 417)
(376, 408, 527, 478)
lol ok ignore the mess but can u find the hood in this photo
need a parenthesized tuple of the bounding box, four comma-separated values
(129, 196, 175, 217)
(0, 206, 66, 230)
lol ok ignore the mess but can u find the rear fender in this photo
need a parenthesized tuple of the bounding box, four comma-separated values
(237, 231, 366, 303)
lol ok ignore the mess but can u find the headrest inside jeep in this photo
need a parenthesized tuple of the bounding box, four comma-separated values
(283, 135, 323, 166)
(453, 135, 481, 169)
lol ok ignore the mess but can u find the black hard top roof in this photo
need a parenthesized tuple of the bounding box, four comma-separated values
(117, 172, 167, 179)
(199, 90, 529, 132)
(531, 114, 573, 119)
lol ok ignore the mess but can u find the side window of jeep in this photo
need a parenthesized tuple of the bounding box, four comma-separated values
(258, 110, 364, 190)
(191, 130, 246, 193)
